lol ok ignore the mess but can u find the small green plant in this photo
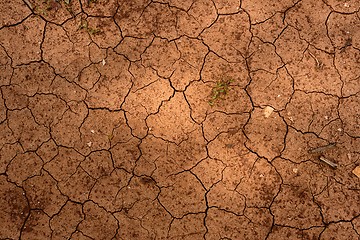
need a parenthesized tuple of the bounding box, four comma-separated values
(33, 0, 75, 17)
(208, 79, 233, 106)
(78, 18, 101, 35)
(63, 0, 76, 17)
(34, 5, 48, 16)
(88, 27, 101, 35)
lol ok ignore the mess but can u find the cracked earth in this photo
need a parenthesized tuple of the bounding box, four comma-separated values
(0, 0, 360, 239)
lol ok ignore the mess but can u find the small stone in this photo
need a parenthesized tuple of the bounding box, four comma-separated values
(86, 142, 92, 147)
(102, 59, 106, 66)
(90, 129, 95, 134)
(292, 168, 298, 174)
(352, 166, 360, 178)
(264, 106, 274, 118)
(344, 2, 350, 7)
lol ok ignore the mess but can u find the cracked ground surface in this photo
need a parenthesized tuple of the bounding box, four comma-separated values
(0, 0, 360, 239)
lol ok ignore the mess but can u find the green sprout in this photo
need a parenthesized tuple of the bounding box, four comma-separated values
(78, 18, 101, 35)
(208, 79, 233, 106)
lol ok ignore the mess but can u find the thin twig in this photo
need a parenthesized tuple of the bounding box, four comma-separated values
(319, 156, 337, 169)
(308, 143, 336, 154)
(308, 50, 323, 69)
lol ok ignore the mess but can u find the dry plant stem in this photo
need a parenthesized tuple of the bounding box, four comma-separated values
(319, 156, 338, 169)
(308, 50, 322, 68)
(308, 143, 336, 153)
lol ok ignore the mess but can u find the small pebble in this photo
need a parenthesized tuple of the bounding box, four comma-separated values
(352, 166, 360, 178)
(264, 106, 274, 118)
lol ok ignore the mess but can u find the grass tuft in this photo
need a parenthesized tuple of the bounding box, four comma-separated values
(208, 79, 233, 106)
(78, 18, 101, 35)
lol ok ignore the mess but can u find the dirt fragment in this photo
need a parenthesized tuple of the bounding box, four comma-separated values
(353, 166, 360, 178)
(264, 106, 274, 118)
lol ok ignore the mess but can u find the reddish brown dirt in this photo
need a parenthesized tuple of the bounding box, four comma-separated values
(0, 0, 360, 239)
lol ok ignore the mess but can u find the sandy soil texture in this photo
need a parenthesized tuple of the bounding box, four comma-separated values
(0, 0, 360, 239)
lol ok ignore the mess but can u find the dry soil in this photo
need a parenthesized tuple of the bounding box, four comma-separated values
(0, 0, 360, 239)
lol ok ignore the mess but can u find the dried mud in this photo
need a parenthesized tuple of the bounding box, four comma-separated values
(0, 0, 360, 239)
